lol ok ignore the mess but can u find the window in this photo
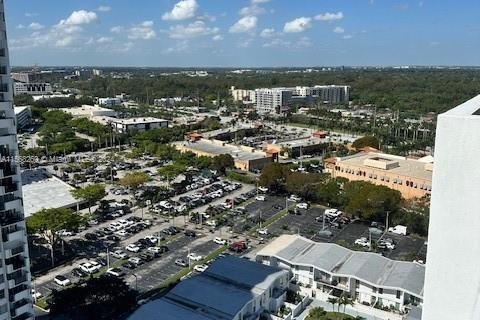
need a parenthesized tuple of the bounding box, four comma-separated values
(396, 290, 401, 299)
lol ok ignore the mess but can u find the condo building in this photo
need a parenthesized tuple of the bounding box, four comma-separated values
(0, 1, 35, 319)
(255, 88, 293, 116)
(422, 94, 480, 320)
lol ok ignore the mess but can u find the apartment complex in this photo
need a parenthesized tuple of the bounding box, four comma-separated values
(257, 235, 424, 319)
(98, 97, 122, 108)
(129, 256, 290, 320)
(422, 95, 480, 320)
(230, 86, 256, 104)
(255, 88, 293, 116)
(13, 107, 31, 130)
(0, 2, 34, 318)
(330, 151, 433, 199)
(108, 117, 168, 133)
(174, 139, 273, 172)
(293, 85, 350, 104)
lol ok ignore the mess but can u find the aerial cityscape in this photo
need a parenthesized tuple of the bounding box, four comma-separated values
(1, 0, 479, 319)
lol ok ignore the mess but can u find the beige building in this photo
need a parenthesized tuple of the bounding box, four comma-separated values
(331, 152, 433, 199)
(173, 139, 273, 172)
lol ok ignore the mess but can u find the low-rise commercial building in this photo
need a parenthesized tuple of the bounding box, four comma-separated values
(108, 117, 168, 133)
(256, 235, 424, 319)
(14, 106, 32, 129)
(98, 97, 122, 107)
(265, 136, 329, 158)
(128, 256, 290, 320)
(63, 105, 117, 118)
(174, 138, 273, 172)
(330, 151, 433, 199)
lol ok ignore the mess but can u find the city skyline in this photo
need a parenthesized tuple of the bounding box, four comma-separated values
(8, 0, 480, 67)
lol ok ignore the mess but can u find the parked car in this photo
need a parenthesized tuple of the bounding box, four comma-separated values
(255, 195, 266, 201)
(229, 241, 247, 253)
(54, 275, 71, 286)
(85, 233, 97, 241)
(296, 202, 309, 210)
(185, 230, 196, 237)
(111, 250, 128, 259)
(126, 244, 141, 253)
(107, 268, 124, 277)
(128, 257, 143, 266)
(187, 253, 203, 261)
(388, 225, 407, 235)
(175, 258, 188, 267)
(122, 261, 136, 270)
(72, 268, 88, 278)
(354, 237, 371, 247)
(288, 195, 301, 202)
(213, 237, 227, 245)
(194, 264, 208, 272)
(31, 289, 42, 300)
(257, 228, 268, 235)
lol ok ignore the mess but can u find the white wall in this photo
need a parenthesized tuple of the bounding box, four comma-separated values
(423, 94, 480, 320)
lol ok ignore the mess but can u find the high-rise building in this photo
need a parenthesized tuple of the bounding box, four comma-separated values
(255, 88, 292, 116)
(422, 94, 480, 320)
(0, 1, 35, 319)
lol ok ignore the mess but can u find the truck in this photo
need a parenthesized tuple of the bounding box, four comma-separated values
(388, 225, 407, 236)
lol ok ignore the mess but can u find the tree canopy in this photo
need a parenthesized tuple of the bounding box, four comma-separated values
(119, 171, 149, 190)
(49, 274, 137, 320)
(71, 184, 106, 213)
(351, 136, 379, 150)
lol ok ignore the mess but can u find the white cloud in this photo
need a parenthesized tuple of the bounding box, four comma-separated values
(162, 0, 198, 21)
(342, 34, 352, 39)
(169, 21, 219, 39)
(97, 36, 113, 43)
(110, 26, 123, 33)
(55, 36, 74, 47)
(229, 16, 257, 33)
(239, 5, 266, 16)
(333, 26, 345, 33)
(283, 17, 312, 33)
(260, 28, 275, 38)
(16, 24, 25, 29)
(28, 22, 44, 30)
(262, 38, 290, 48)
(97, 6, 111, 12)
(315, 12, 344, 22)
(25, 12, 38, 18)
(297, 36, 313, 47)
(128, 21, 156, 40)
(59, 10, 98, 26)
(251, 0, 270, 3)
(212, 34, 224, 41)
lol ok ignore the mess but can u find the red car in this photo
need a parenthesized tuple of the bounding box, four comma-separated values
(229, 241, 247, 253)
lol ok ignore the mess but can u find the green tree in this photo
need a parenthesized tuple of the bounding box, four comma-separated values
(258, 163, 289, 192)
(49, 274, 137, 319)
(26, 208, 84, 267)
(351, 136, 379, 150)
(71, 184, 107, 214)
(327, 297, 338, 313)
(211, 154, 235, 174)
(305, 307, 327, 320)
(339, 294, 354, 314)
(286, 172, 325, 200)
(119, 171, 149, 190)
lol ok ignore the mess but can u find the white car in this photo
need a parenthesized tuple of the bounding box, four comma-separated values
(145, 235, 158, 244)
(54, 275, 71, 286)
(111, 250, 128, 259)
(126, 244, 141, 253)
(258, 228, 268, 235)
(255, 195, 266, 201)
(106, 268, 124, 277)
(355, 237, 371, 247)
(31, 289, 42, 299)
(213, 237, 227, 245)
(258, 186, 268, 193)
(288, 195, 301, 202)
(187, 253, 203, 261)
(57, 229, 74, 237)
(325, 209, 342, 218)
(80, 262, 100, 274)
(296, 202, 309, 209)
(147, 247, 161, 254)
(194, 264, 208, 272)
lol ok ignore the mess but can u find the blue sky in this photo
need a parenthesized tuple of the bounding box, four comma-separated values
(6, 0, 480, 67)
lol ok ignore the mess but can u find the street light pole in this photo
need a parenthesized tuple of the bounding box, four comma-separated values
(107, 246, 110, 270)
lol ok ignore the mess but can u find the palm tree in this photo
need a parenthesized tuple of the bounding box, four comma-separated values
(340, 294, 354, 313)
(327, 297, 338, 313)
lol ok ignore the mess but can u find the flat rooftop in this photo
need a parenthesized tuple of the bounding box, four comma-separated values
(174, 139, 270, 162)
(257, 235, 425, 298)
(14, 106, 30, 114)
(337, 152, 433, 181)
(112, 117, 168, 125)
(21, 169, 80, 217)
(128, 256, 287, 320)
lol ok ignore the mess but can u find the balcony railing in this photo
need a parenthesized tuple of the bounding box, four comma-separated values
(0, 210, 23, 227)
(0, 84, 7, 93)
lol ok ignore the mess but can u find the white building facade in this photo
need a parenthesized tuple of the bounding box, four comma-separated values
(0, 1, 34, 318)
(422, 94, 480, 320)
(255, 88, 293, 116)
(13, 82, 52, 96)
